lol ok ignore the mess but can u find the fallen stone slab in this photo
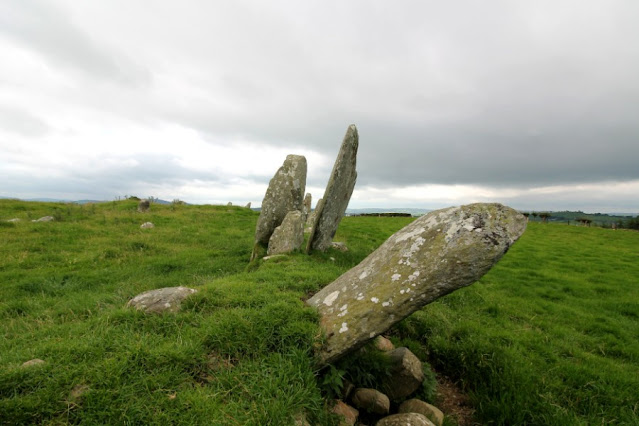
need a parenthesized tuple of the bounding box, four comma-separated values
(21, 359, 46, 368)
(306, 125, 358, 252)
(140, 222, 155, 229)
(307, 203, 526, 364)
(32, 216, 54, 222)
(127, 286, 197, 314)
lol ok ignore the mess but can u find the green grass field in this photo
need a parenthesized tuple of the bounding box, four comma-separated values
(1, 200, 638, 425)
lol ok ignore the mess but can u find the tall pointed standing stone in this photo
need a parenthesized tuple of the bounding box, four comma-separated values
(306, 125, 358, 253)
(251, 155, 307, 260)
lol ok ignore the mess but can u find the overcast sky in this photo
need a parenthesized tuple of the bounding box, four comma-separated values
(1, 1, 638, 212)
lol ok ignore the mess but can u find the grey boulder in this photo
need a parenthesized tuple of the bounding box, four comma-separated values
(307, 203, 527, 364)
(377, 413, 436, 426)
(267, 210, 304, 255)
(127, 286, 197, 313)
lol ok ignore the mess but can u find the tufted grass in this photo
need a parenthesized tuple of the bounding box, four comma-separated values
(1, 200, 638, 425)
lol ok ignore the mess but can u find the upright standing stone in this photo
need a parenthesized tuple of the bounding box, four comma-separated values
(245, 202, 252, 209)
(302, 193, 312, 221)
(267, 210, 305, 255)
(252, 155, 307, 260)
(306, 125, 358, 253)
(307, 203, 526, 364)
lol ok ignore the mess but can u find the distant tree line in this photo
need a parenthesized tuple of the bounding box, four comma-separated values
(618, 216, 639, 230)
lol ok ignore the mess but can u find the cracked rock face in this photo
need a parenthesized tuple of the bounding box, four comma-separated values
(306, 125, 358, 252)
(252, 155, 307, 260)
(127, 286, 197, 314)
(307, 203, 527, 364)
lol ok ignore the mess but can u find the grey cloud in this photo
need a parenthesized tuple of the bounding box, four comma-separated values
(0, 106, 50, 137)
(159, 0, 639, 189)
(0, 1, 150, 87)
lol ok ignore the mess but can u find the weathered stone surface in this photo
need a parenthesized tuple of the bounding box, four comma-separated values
(377, 413, 435, 426)
(6, 218, 21, 222)
(380, 347, 424, 402)
(350, 388, 390, 415)
(306, 200, 319, 226)
(21, 359, 45, 368)
(332, 400, 359, 425)
(267, 210, 304, 255)
(399, 399, 444, 426)
(331, 242, 349, 252)
(307, 203, 526, 364)
(306, 125, 358, 252)
(138, 199, 150, 212)
(245, 202, 252, 209)
(252, 155, 307, 260)
(32, 216, 54, 222)
(127, 286, 197, 313)
(302, 193, 312, 220)
(140, 222, 154, 229)
(374, 336, 395, 352)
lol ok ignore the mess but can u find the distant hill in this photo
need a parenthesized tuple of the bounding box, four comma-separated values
(346, 207, 432, 217)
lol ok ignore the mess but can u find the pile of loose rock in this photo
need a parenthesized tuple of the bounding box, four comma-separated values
(331, 337, 444, 426)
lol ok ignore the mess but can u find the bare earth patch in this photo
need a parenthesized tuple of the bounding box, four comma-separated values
(435, 375, 477, 426)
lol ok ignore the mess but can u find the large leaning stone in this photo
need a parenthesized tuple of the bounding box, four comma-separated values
(307, 203, 526, 364)
(252, 155, 307, 260)
(306, 125, 358, 252)
(127, 286, 197, 314)
(267, 210, 304, 255)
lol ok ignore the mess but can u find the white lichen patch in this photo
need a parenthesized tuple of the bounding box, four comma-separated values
(323, 291, 340, 307)
(391, 273, 401, 281)
(164, 303, 171, 308)
(382, 301, 390, 307)
(356, 293, 364, 301)
(399, 236, 426, 265)
(339, 323, 349, 333)
(337, 310, 348, 317)
(370, 332, 376, 338)
(371, 297, 379, 303)
(359, 270, 369, 280)
(400, 290, 405, 295)
(339, 304, 348, 311)
(395, 226, 425, 243)
(408, 270, 420, 281)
